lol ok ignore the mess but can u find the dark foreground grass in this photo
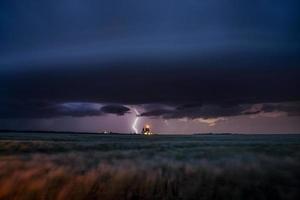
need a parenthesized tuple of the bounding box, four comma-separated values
(0, 133, 299, 200)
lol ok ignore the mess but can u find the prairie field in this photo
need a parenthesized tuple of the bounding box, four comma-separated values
(0, 132, 299, 200)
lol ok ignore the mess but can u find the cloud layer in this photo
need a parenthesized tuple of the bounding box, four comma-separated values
(140, 102, 300, 119)
(0, 0, 299, 131)
(1, 63, 299, 118)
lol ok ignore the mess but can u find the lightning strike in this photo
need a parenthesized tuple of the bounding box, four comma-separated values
(132, 108, 140, 134)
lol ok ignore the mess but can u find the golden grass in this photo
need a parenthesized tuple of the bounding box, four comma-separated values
(0, 152, 299, 200)
(0, 134, 299, 200)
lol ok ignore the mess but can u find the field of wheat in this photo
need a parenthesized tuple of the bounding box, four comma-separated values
(0, 133, 299, 200)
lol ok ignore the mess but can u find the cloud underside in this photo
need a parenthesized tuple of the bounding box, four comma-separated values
(141, 102, 300, 126)
(0, 61, 300, 120)
(0, 102, 130, 118)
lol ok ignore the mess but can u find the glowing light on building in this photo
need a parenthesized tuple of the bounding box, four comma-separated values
(142, 124, 152, 135)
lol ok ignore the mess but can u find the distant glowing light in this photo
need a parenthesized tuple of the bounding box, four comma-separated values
(142, 124, 152, 135)
(132, 108, 140, 134)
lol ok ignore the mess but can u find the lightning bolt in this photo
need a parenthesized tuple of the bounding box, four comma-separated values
(132, 108, 140, 134)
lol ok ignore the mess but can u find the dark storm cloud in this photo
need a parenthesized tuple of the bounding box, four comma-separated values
(140, 102, 300, 119)
(100, 105, 130, 116)
(140, 109, 173, 117)
(57, 103, 103, 117)
(141, 104, 247, 119)
(0, 57, 300, 119)
(0, 101, 104, 119)
(1, 63, 299, 107)
(0, 0, 300, 119)
(258, 102, 300, 116)
(0, 100, 131, 119)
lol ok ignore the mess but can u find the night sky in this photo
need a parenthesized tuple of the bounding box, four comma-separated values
(1, 0, 300, 133)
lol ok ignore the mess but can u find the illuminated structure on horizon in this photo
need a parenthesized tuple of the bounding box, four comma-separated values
(142, 124, 152, 135)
